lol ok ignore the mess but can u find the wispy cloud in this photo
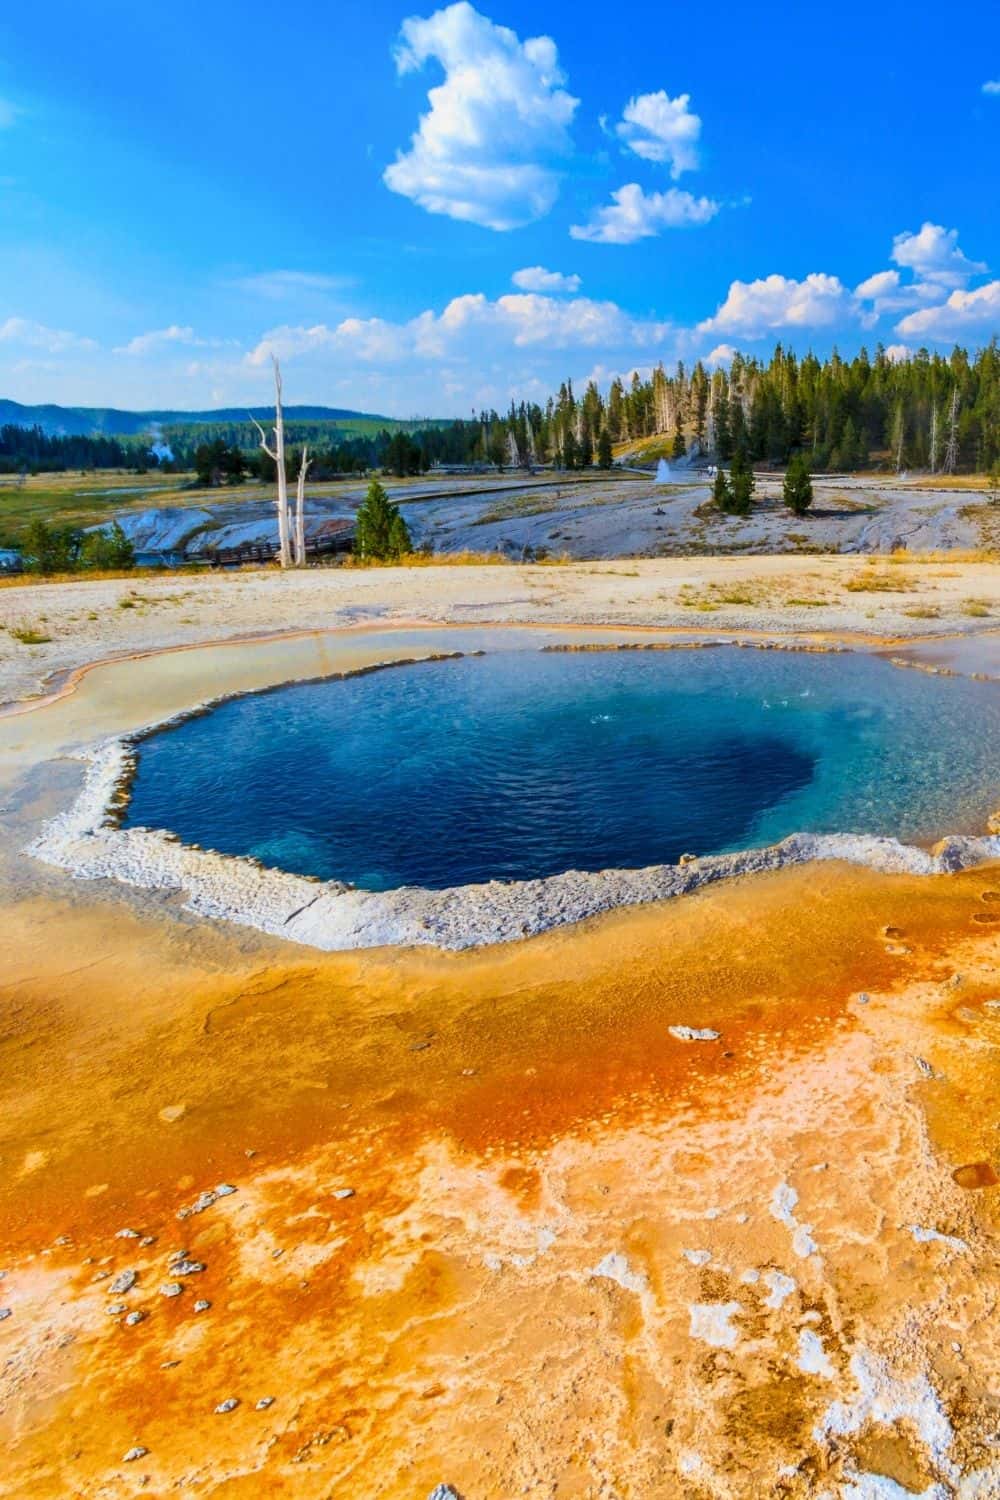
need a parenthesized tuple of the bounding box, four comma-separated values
(231, 270, 355, 300)
(0, 317, 96, 353)
(982, 80, 1000, 95)
(0, 98, 17, 129)
(113, 325, 202, 356)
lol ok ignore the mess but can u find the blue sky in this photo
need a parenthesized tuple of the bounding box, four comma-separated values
(0, 0, 998, 415)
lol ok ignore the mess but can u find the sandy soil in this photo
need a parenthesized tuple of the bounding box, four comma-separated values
(3, 554, 1000, 706)
(1, 601, 999, 1498)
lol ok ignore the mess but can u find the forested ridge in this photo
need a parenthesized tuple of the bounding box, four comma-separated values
(3, 341, 998, 477)
(494, 341, 1000, 474)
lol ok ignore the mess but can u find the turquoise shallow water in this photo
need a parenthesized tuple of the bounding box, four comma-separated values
(123, 647, 1000, 890)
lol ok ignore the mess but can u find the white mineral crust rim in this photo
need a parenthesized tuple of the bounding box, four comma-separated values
(26, 659, 1000, 953)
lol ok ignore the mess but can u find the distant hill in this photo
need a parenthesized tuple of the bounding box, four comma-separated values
(0, 398, 407, 438)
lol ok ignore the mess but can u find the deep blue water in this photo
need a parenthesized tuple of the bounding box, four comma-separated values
(123, 648, 1000, 890)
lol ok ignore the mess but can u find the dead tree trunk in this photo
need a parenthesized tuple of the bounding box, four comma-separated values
(250, 357, 291, 568)
(929, 403, 938, 474)
(943, 387, 960, 475)
(294, 444, 312, 566)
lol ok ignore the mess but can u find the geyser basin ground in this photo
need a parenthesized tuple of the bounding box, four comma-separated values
(123, 647, 1000, 891)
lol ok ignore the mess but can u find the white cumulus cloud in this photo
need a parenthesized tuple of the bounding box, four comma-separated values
(702, 343, 740, 368)
(383, 1, 578, 231)
(891, 222, 986, 289)
(570, 183, 719, 244)
(511, 265, 581, 293)
(615, 90, 701, 178)
(884, 344, 914, 362)
(895, 280, 1000, 339)
(0, 317, 96, 353)
(698, 273, 850, 337)
(248, 290, 672, 370)
(982, 80, 1000, 95)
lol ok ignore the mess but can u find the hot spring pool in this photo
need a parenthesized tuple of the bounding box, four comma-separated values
(122, 647, 1000, 891)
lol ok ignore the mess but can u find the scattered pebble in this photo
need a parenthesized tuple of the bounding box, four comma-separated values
(125, 1310, 146, 1327)
(107, 1302, 127, 1316)
(855, 992, 870, 1005)
(159, 1282, 183, 1298)
(914, 1057, 934, 1077)
(428, 1488, 461, 1500)
(109, 1270, 137, 1295)
(682, 1249, 711, 1266)
(194, 1299, 211, 1312)
(669, 1026, 720, 1042)
(215, 1398, 239, 1414)
(123, 1446, 148, 1463)
(272, 1248, 284, 1260)
(256, 1397, 275, 1410)
(0, 1308, 11, 1322)
(177, 1185, 237, 1221)
(115, 1228, 140, 1240)
(140, 1236, 156, 1248)
(332, 1188, 355, 1201)
(170, 1260, 206, 1277)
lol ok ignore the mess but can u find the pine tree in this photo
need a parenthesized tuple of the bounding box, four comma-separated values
(597, 427, 613, 469)
(671, 420, 687, 459)
(783, 453, 813, 516)
(562, 430, 578, 469)
(354, 479, 412, 561)
(712, 466, 732, 511)
(728, 448, 755, 515)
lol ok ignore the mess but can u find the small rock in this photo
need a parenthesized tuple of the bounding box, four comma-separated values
(125, 1310, 146, 1327)
(256, 1397, 275, 1410)
(107, 1302, 127, 1316)
(215, 1398, 240, 1414)
(272, 1248, 284, 1260)
(123, 1446, 148, 1463)
(332, 1189, 355, 1201)
(140, 1236, 156, 1248)
(194, 1299, 211, 1313)
(914, 1057, 934, 1077)
(92, 1270, 110, 1282)
(115, 1229, 140, 1240)
(159, 1282, 183, 1298)
(0, 1308, 11, 1322)
(856, 992, 870, 1005)
(669, 1026, 720, 1042)
(170, 1260, 206, 1277)
(215, 1184, 237, 1197)
(428, 1487, 462, 1500)
(678, 853, 698, 865)
(109, 1270, 137, 1295)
